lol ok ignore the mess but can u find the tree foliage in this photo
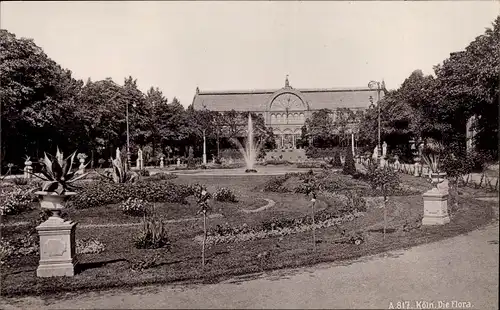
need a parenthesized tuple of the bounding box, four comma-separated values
(357, 17, 499, 160)
(0, 29, 276, 172)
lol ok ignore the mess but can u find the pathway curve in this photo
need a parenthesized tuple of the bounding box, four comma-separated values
(2, 219, 497, 309)
(240, 198, 275, 214)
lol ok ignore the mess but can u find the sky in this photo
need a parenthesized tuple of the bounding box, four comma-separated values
(1, 1, 499, 107)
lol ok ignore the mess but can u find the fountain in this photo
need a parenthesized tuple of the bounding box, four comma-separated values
(234, 114, 262, 173)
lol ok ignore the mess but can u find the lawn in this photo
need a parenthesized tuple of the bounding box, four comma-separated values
(0, 171, 496, 297)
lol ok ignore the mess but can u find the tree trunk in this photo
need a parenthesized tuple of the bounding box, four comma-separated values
(312, 201, 316, 251)
(217, 137, 220, 158)
(202, 212, 207, 267)
(383, 189, 387, 241)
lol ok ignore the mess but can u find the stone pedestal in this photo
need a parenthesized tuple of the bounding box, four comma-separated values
(422, 188, 450, 225)
(37, 218, 78, 277)
(24, 165, 33, 178)
(176, 158, 180, 167)
(36, 191, 78, 277)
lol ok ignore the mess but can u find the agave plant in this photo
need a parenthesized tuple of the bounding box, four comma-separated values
(421, 139, 445, 173)
(37, 148, 88, 194)
(110, 148, 137, 183)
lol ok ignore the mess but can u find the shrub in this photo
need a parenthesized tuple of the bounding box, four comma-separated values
(120, 198, 152, 216)
(0, 239, 16, 266)
(187, 147, 196, 169)
(214, 156, 222, 165)
(219, 149, 244, 160)
(333, 152, 342, 168)
(305, 147, 347, 159)
(213, 187, 238, 202)
(466, 150, 492, 172)
(76, 238, 106, 254)
(0, 187, 36, 215)
(343, 148, 356, 175)
(137, 169, 150, 177)
(265, 159, 291, 165)
(134, 212, 170, 249)
(365, 165, 400, 196)
(296, 161, 325, 169)
(130, 253, 162, 271)
(441, 154, 472, 182)
(68, 181, 193, 209)
(262, 175, 291, 192)
(345, 190, 367, 212)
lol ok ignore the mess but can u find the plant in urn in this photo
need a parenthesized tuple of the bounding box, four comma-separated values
(34, 148, 88, 277)
(421, 140, 447, 188)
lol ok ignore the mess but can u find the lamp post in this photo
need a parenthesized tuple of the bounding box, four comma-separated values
(203, 129, 207, 165)
(368, 80, 383, 161)
(109, 80, 136, 170)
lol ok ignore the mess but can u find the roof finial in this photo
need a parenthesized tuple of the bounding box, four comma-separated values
(285, 75, 290, 88)
(196, 86, 200, 94)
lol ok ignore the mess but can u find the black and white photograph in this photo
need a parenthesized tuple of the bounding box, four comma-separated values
(0, 1, 498, 309)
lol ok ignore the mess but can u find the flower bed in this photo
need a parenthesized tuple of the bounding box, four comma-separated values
(195, 191, 366, 245)
(67, 181, 194, 209)
(196, 211, 363, 245)
(296, 161, 327, 169)
(261, 170, 420, 197)
(0, 186, 37, 216)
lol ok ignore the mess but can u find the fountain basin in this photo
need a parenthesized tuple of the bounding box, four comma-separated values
(245, 169, 258, 173)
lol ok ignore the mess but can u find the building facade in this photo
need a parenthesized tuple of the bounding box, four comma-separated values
(192, 77, 382, 149)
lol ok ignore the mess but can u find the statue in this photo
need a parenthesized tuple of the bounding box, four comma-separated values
(382, 141, 387, 158)
(24, 156, 33, 179)
(372, 146, 378, 160)
(137, 149, 143, 170)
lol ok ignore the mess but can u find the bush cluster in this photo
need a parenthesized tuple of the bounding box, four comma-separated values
(263, 159, 291, 166)
(212, 187, 238, 202)
(332, 152, 342, 168)
(305, 147, 347, 159)
(219, 149, 244, 160)
(76, 238, 106, 254)
(296, 161, 327, 169)
(119, 197, 152, 216)
(0, 187, 36, 215)
(342, 148, 356, 175)
(262, 175, 291, 192)
(68, 181, 194, 209)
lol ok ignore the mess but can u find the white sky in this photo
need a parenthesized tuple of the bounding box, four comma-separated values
(1, 1, 499, 107)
